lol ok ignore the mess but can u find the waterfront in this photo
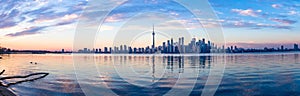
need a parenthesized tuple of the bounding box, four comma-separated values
(0, 52, 300, 95)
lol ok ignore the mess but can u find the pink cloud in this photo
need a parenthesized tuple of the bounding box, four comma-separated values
(104, 14, 124, 23)
(272, 4, 282, 9)
(270, 18, 297, 25)
(231, 9, 262, 17)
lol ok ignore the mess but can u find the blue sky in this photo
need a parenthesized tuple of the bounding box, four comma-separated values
(0, 0, 299, 50)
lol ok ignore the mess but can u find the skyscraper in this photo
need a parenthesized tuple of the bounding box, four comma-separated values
(294, 44, 299, 51)
(162, 42, 166, 53)
(178, 38, 181, 53)
(171, 38, 174, 53)
(104, 47, 108, 53)
(167, 40, 170, 53)
(181, 37, 184, 53)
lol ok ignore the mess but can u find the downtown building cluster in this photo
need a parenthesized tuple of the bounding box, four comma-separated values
(77, 37, 224, 54)
(226, 44, 300, 53)
(75, 26, 300, 54)
(78, 25, 224, 54)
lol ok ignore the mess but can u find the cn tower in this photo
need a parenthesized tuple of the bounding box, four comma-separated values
(152, 24, 155, 49)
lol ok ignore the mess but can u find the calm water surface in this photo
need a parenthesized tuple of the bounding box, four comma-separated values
(0, 52, 300, 96)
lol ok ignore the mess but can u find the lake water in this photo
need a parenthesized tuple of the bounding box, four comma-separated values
(0, 52, 300, 96)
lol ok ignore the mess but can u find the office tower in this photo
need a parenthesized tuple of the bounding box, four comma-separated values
(222, 45, 225, 53)
(197, 41, 201, 53)
(181, 37, 184, 53)
(179, 38, 181, 46)
(104, 47, 108, 53)
(124, 45, 127, 52)
(181, 37, 184, 45)
(120, 45, 123, 53)
(171, 38, 174, 53)
(162, 42, 166, 53)
(142, 48, 145, 53)
(129, 47, 132, 53)
(294, 44, 299, 51)
(281, 45, 284, 51)
(191, 38, 196, 52)
(114, 47, 117, 53)
(61, 49, 64, 53)
(208, 41, 211, 52)
(158, 46, 162, 52)
(146, 46, 150, 53)
(175, 46, 179, 53)
(132, 48, 136, 53)
(167, 40, 170, 53)
(95, 49, 99, 53)
(178, 38, 181, 53)
(83, 48, 88, 53)
(138, 48, 142, 53)
(109, 47, 112, 53)
(152, 25, 155, 49)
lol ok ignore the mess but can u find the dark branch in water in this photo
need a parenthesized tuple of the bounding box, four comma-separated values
(0, 70, 5, 75)
(0, 70, 49, 87)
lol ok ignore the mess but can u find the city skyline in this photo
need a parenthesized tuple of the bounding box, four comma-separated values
(75, 37, 300, 54)
(2, 31, 300, 53)
(0, 0, 299, 51)
(1, 25, 299, 54)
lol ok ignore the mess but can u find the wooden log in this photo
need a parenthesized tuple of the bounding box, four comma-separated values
(0, 72, 49, 87)
(0, 70, 5, 75)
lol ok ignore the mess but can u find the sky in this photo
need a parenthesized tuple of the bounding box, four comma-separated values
(0, 0, 299, 51)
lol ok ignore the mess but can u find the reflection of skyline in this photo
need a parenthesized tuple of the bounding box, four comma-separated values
(101, 55, 214, 96)
(107, 55, 213, 74)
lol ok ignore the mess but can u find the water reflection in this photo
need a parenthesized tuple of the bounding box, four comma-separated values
(95, 55, 213, 96)
(0, 53, 300, 95)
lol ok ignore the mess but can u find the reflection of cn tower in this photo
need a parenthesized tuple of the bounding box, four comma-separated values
(152, 55, 155, 82)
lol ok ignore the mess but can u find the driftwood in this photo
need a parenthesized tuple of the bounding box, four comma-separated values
(0, 70, 49, 87)
(0, 70, 5, 75)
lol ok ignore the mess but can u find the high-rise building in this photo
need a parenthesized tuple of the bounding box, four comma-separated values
(181, 37, 184, 53)
(99, 48, 102, 53)
(95, 49, 99, 53)
(83, 48, 88, 53)
(129, 47, 132, 53)
(120, 45, 123, 53)
(162, 42, 166, 53)
(124, 45, 127, 52)
(178, 38, 181, 53)
(191, 38, 196, 52)
(61, 49, 65, 53)
(167, 40, 170, 53)
(294, 44, 299, 51)
(104, 47, 108, 53)
(109, 47, 112, 53)
(171, 38, 174, 53)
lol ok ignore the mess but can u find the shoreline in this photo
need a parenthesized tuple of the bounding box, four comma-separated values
(0, 86, 16, 96)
